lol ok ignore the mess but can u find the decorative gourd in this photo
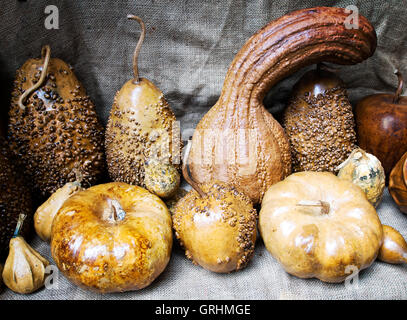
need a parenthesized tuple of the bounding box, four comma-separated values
(259, 172, 383, 283)
(34, 181, 83, 242)
(355, 71, 407, 176)
(105, 15, 181, 199)
(0, 136, 32, 258)
(8, 46, 105, 197)
(50, 182, 172, 293)
(284, 67, 357, 173)
(189, 7, 377, 204)
(389, 151, 407, 213)
(378, 225, 407, 264)
(337, 148, 385, 207)
(173, 142, 257, 273)
(3, 214, 50, 294)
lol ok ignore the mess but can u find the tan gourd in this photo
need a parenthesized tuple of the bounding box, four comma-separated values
(34, 181, 83, 242)
(378, 225, 407, 264)
(259, 172, 383, 283)
(105, 15, 181, 199)
(337, 148, 385, 207)
(3, 214, 50, 294)
(173, 142, 257, 273)
(189, 7, 377, 204)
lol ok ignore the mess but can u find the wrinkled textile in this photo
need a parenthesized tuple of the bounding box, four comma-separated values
(1, 0, 407, 300)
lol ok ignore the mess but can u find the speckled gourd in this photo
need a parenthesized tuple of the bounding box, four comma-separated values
(105, 15, 181, 199)
(173, 143, 257, 273)
(0, 136, 32, 258)
(283, 67, 358, 173)
(8, 46, 105, 197)
(189, 7, 376, 204)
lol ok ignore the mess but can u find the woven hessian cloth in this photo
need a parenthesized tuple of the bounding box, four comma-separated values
(1, 0, 407, 300)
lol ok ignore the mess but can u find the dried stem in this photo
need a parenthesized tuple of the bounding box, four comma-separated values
(393, 70, 404, 104)
(127, 14, 145, 84)
(296, 200, 330, 215)
(18, 45, 51, 111)
(182, 140, 205, 198)
(12, 214, 26, 238)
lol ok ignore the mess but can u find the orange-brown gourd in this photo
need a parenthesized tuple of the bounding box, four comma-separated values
(173, 142, 257, 273)
(105, 15, 181, 199)
(189, 7, 376, 204)
(50, 182, 172, 293)
(389, 151, 407, 213)
(8, 46, 105, 197)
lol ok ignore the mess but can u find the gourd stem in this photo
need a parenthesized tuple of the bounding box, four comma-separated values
(127, 14, 145, 84)
(296, 200, 330, 215)
(393, 70, 404, 104)
(72, 168, 84, 188)
(182, 140, 205, 198)
(109, 199, 126, 222)
(12, 214, 26, 238)
(18, 45, 51, 111)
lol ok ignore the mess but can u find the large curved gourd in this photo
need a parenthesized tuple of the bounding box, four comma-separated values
(189, 7, 377, 204)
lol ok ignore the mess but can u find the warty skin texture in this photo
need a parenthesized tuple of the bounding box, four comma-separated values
(105, 78, 181, 193)
(283, 69, 357, 173)
(173, 181, 258, 273)
(0, 137, 32, 258)
(8, 51, 105, 197)
(189, 7, 376, 204)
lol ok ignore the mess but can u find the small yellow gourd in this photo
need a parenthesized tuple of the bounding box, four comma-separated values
(34, 181, 83, 242)
(337, 148, 385, 207)
(3, 214, 50, 294)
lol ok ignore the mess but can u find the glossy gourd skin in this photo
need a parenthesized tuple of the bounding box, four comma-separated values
(389, 151, 407, 213)
(106, 78, 181, 195)
(50, 182, 172, 293)
(259, 172, 383, 283)
(189, 7, 376, 204)
(173, 181, 257, 273)
(8, 46, 105, 197)
(105, 16, 181, 198)
(284, 69, 357, 173)
(355, 71, 407, 176)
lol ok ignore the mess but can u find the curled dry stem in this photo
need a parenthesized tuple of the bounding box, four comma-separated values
(18, 45, 51, 111)
(127, 14, 145, 84)
(393, 70, 404, 104)
(182, 140, 205, 198)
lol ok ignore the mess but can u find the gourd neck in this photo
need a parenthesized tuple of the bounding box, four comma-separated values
(218, 7, 376, 113)
(393, 70, 404, 104)
(183, 140, 206, 198)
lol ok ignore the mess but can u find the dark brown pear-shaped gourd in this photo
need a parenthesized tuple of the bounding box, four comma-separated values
(8, 46, 105, 197)
(105, 15, 181, 199)
(0, 137, 32, 258)
(283, 67, 357, 172)
(189, 7, 376, 204)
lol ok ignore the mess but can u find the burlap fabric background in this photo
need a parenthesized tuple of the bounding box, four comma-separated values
(1, 0, 407, 300)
